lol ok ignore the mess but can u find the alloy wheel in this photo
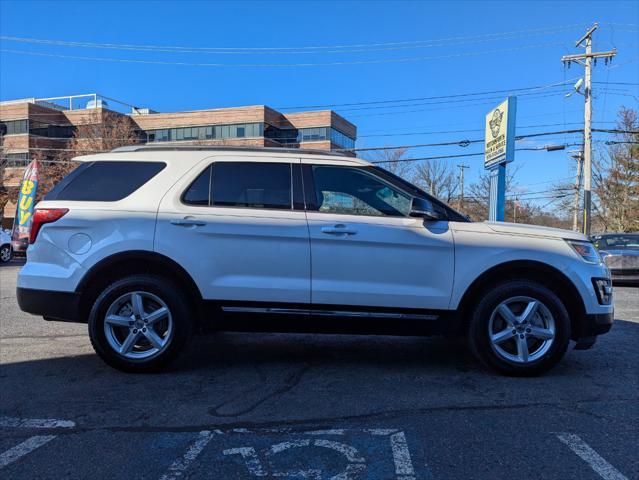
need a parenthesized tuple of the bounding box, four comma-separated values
(488, 296, 556, 364)
(104, 291, 173, 360)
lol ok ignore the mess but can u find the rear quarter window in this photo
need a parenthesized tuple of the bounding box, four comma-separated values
(45, 161, 166, 201)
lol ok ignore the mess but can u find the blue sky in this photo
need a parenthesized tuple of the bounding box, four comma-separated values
(1, 0, 637, 204)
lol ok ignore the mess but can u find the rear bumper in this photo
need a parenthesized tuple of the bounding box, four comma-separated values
(16, 287, 82, 323)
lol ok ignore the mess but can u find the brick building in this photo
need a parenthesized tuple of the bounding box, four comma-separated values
(0, 94, 357, 224)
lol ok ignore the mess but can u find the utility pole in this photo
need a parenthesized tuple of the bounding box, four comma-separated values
(562, 23, 616, 236)
(570, 150, 584, 231)
(457, 163, 469, 210)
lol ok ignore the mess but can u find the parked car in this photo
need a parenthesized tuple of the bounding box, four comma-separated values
(1, 229, 13, 263)
(17, 146, 613, 375)
(592, 233, 639, 286)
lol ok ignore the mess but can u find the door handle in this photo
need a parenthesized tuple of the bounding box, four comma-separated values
(321, 224, 357, 235)
(171, 218, 206, 227)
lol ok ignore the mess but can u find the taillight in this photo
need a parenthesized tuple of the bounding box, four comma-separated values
(29, 208, 69, 244)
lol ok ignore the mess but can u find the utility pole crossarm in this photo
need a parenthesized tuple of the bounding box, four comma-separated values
(575, 23, 598, 47)
(561, 49, 617, 63)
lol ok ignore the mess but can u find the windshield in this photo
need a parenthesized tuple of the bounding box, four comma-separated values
(594, 234, 639, 250)
(371, 166, 470, 222)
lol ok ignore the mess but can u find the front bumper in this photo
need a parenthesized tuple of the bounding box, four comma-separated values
(573, 311, 614, 350)
(17, 287, 82, 323)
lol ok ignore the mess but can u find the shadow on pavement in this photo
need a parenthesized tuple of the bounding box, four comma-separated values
(1, 319, 638, 429)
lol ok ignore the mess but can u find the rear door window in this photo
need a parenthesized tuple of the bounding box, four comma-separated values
(45, 161, 166, 201)
(211, 162, 292, 210)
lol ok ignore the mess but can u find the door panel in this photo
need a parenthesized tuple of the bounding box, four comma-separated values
(307, 213, 454, 309)
(303, 163, 454, 310)
(155, 158, 310, 303)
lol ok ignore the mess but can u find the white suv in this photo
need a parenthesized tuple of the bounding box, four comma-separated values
(17, 146, 613, 375)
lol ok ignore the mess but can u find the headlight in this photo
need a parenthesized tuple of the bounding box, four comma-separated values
(566, 240, 602, 264)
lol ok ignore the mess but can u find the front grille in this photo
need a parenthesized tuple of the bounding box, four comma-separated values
(610, 268, 639, 276)
(604, 255, 639, 270)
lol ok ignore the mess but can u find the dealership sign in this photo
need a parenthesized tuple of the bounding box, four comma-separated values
(484, 97, 517, 169)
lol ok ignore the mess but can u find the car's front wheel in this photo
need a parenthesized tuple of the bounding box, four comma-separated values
(0, 244, 12, 263)
(88, 274, 192, 372)
(468, 280, 570, 376)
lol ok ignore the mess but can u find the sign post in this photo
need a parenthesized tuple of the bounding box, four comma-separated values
(484, 96, 517, 221)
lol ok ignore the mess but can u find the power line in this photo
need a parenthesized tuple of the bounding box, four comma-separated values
(2, 128, 631, 155)
(278, 78, 580, 109)
(346, 128, 637, 152)
(0, 24, 588, 54)
(0, 41, 568, 68)
(359, 121, 616, 138)
(346, 92, 569, 118)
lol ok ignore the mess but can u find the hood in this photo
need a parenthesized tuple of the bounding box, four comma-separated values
(484, 221, 588, 241)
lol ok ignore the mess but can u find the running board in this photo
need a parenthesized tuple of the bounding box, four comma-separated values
(220, 306, 439, 321)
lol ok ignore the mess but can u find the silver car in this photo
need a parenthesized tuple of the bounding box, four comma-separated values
(593, 233, 639, 286)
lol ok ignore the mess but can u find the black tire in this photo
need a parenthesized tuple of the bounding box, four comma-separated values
(88, 274, 192, 373)
(467, 280, 570, 376)
(0, 244, 12, 263)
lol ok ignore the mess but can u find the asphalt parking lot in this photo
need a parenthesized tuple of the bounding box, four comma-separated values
(1, 259, 637, 479)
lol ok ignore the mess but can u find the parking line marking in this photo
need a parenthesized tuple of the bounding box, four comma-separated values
(0, 416, 75, 429)
(0, 435, 57, 469)
(557, 433, 629, 480)
(159, 430, 215, 480)
(390, 431, 416, 480)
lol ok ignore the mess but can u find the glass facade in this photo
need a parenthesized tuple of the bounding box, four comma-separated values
(29, 120, 75, 139)
(145, 122, 354, 149)
(265, 126, 355, 149)
(330, 128, 356, 149)
(146, 122, 264, 142)
(0, 119, 77, 138)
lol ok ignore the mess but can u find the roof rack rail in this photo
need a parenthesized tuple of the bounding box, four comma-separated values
(110, 144, 350, 157)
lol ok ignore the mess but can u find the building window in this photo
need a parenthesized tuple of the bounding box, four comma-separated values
(2, 152, 30, 167)
(330, 128, 355, 149)
(2, 119, 29, 135)
(146, 122, 264, 143)
(28, 120, 75, 139)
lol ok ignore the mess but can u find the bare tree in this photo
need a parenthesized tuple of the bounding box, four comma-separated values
(67, 110, 140, 156)
(37, 110, 141, 198)
(367, 148, 414, 180)
(592, 107, 638, 232)
(463, 165, 520, 221)
(412, 159, 459, 204)
(0, 133, 20, 226)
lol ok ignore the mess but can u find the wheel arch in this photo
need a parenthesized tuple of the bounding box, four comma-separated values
(455, 260, 587, 340)
(76, 250, 203, 324)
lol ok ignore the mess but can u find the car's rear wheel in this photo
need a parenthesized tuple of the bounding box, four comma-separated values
(468, 280, 570, 376)
(88, 274, 192, 372)
(0, 244, 12, 263)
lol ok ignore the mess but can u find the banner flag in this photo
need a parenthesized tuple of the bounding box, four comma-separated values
(11, 159, 40, 251)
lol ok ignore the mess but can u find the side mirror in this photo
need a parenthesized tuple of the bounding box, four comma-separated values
(409, 197, 442, 220)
